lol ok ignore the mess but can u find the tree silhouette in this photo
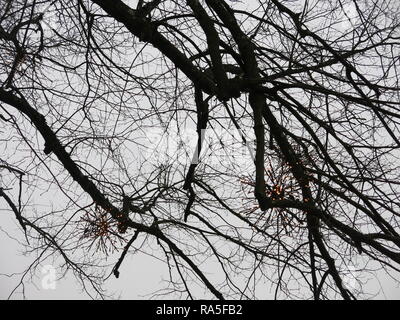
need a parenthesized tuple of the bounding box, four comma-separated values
(1, 0, 400, 300)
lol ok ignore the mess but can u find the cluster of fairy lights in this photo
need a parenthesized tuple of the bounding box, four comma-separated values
(80, 206, 126, 254)
(240, 146, 315, 233)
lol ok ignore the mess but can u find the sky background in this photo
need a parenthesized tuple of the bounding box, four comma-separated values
(1, 0, 400, 300)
